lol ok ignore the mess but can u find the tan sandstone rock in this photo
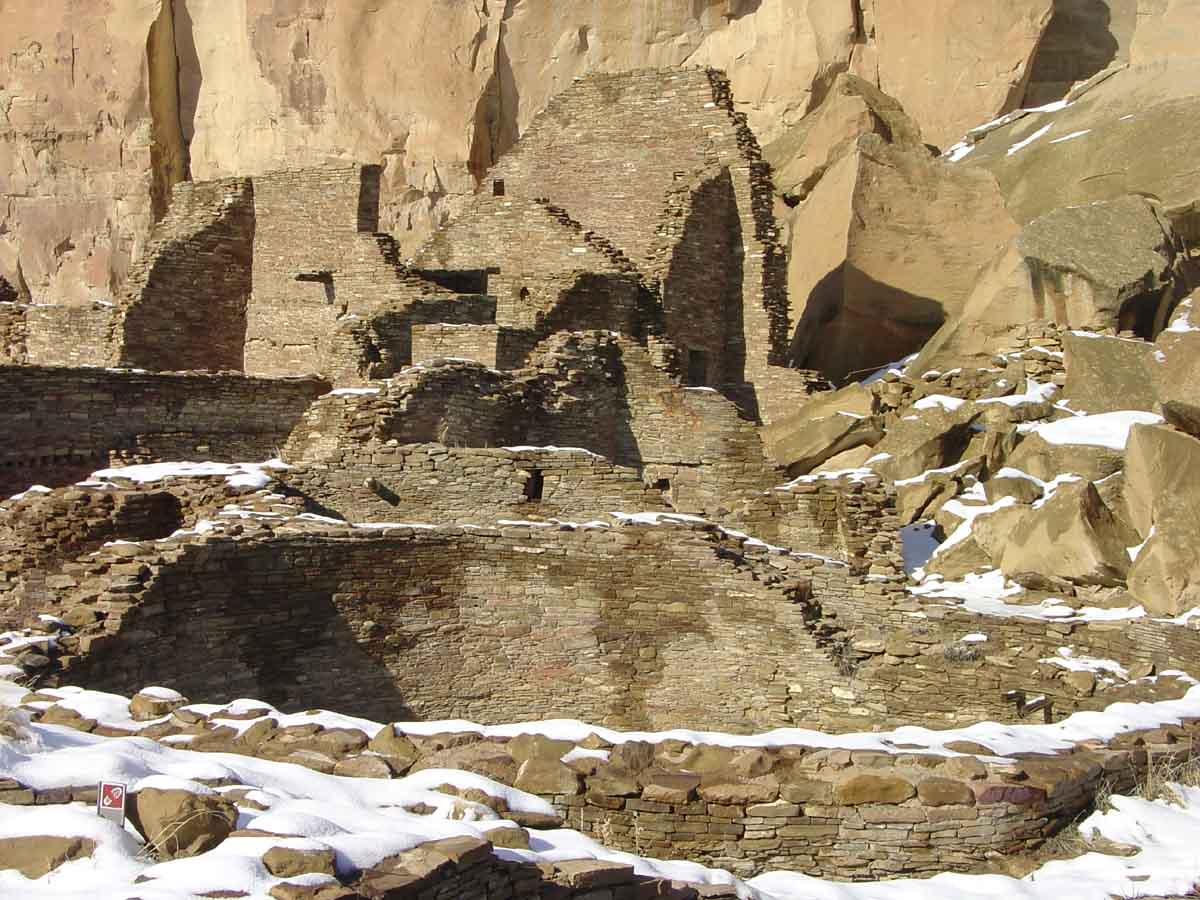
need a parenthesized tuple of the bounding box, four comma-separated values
(128, 786, 238, 860)
(0, 835, 96, 878)
(999, 480, 1134, 587)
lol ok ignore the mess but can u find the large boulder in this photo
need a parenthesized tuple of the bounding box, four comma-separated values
(1124, 424, 1200, 535)
(999, 480, 1134, 586)
(1006, 411, 1163, 482)
(1062, 331, 1159, 414)
(917, 196, 1179, 369)
(953, 60, 1200, 225)
(761, 383, 882, 474)
(767, 73, 924, 202)
(871, 407, 976, 483)
(1127, 500, 1200, 616)
(785, 129, 1018, 382)
(128, 785, 238, 860)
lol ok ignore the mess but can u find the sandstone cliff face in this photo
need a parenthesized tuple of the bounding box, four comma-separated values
(3, 0, 1196, 323)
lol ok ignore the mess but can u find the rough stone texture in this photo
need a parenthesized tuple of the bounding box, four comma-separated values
(999, 480, 1134, 587)
(282, 333, 780, 517)
(958, 59, 1200, 225)
(51, 516, 853, 733)
(857, 0, 1054, 149)
(785, 130, 1017, 383)
(0, 835, 96, 878)
(0, 367, 329, 498)
(127, 787, 238, 860)
(917, 195, 1180, 370)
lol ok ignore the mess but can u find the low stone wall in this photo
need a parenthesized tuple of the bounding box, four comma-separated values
(11, 669, 1198, 882)
(0, 475, 301, 626)
(281, 444, 669, 524)
(0, 367, 329, 497)
(284, 333, 781, 518)
(731, 472, 903, 571)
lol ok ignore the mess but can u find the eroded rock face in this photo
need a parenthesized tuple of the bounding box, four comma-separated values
(999, 480, 1134, 587)
(917, 195, 1180, 370)
(858, 0, 1054, 149)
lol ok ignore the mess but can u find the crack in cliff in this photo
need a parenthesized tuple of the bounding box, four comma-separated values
(467, 0, 520, 185)
(146, 0, 191, 222)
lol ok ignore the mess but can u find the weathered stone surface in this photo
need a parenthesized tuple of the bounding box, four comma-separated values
(129, 688, 187, 722)
(859, 0, 1054, 148)
(0, 835, 96, 878)
(1000, 481, 1134, 587)
(917, 777, 976, 807)
(263, 845, 338, 879)
(785, 130, 1018, 382)
(128, 787, 238, 860)
(1124, 424, 1200, 615)
(513, 757, 582, 796)
(834, 773, 916, 805)
(959, 59, 1200, 225)
(918, 196, 1180, 368)
(761, 384, 881, 474)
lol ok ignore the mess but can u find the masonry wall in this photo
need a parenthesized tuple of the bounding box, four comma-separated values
(0, 367, 329, 497)
(245, 165, 461, 379)
(53, 521, 857, 733)
(488, 69, 790, 400)
(281, 444, 669, 524)
(283, 333, 781, 516)
(117, 178, 255, 372)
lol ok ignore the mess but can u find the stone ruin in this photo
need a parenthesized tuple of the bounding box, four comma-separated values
(3, 55, 1200, 897)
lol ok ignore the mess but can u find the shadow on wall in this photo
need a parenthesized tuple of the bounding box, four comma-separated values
(662, 168, 745, 392)
(1022, 0, 1125, 107)
(468, 11, 521, 183)
(789, 266, 946, 385)
(173, 0, 202, 155)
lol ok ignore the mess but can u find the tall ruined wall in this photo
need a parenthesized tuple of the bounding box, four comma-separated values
(0, 367, 329, 497)
(59, 521, 844, 733)
(487, 69, 789, 393)
(245, 164, 474, 379)
(415, 194, 653, 342)
(117, 177, 256, 372)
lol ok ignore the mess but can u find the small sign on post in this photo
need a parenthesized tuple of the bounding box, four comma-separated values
(97, 781, 127, 827)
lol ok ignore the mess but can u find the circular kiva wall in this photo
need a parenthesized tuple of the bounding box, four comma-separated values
(63, 521, 852, 732)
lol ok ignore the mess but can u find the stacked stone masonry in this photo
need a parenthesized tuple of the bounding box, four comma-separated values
(0, 366, 329, 497)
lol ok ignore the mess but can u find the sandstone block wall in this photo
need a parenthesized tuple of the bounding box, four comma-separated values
(283, 333, 780, 516)
(0, 367, 329, 497)
(732, 473, 904, 572)
(410, 324, 504, 368)
(24, 304, 118, 367)
(50, 519, 864, 734)
(281, 444, 669, 525)
(116, 177, 255, 372)
(245, 165, 462, 380)
(488, 69, 789, 399)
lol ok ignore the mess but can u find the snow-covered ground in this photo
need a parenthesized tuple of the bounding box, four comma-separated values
(3, 676, 1200, 898)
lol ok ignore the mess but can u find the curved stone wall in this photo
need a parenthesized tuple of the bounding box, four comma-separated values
(57, 518, 854, 732)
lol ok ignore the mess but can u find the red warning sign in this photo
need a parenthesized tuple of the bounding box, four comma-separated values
(97, 781, 127, 826)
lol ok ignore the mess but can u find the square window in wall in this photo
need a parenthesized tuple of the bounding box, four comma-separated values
(493, 179, 506, 197)
(687, 349, 710, 387)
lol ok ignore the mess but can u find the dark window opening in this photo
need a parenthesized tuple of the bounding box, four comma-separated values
(296, 271, 336, 305)
(518, 286, 530, 301)
(686, 349, 710, 387)
(523, 469, 544, 502)
(493, 179, 506, 197)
